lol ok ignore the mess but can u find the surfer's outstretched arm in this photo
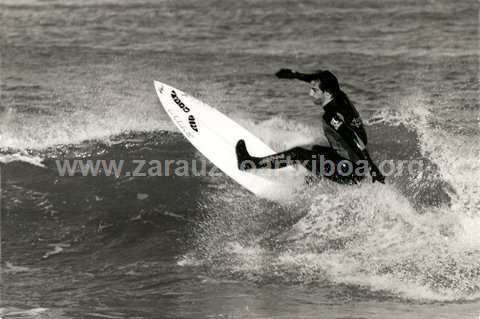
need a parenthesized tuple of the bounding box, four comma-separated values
(275, 69, 324, 83)
(324, 112, 385, 183)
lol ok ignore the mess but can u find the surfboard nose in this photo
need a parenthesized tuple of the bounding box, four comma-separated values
(154, 81, 166, 95)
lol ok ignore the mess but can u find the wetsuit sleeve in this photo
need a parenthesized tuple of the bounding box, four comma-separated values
(275, 69, 323, 82)
(292, 70, 324, 83)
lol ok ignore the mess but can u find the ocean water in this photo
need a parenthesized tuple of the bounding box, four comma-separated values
(1, 0, 479, 318)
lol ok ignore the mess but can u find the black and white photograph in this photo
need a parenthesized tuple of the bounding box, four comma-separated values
(1, 0, 479, 318)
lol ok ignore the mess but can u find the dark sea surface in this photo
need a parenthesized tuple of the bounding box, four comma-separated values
(1, 0, 479, 318)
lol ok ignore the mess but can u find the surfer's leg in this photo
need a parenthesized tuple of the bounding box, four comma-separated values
(236, 140, 314, 170)
(311, 145, 366, 183)
(311, 145, 338, 159)
(253, 146, 314, 169)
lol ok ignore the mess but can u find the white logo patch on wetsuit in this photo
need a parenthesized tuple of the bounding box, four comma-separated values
(330, 117, 342, 130)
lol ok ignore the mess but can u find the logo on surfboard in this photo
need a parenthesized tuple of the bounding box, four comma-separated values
(171, 90, 190, 113)
(188, 115, 198, 132)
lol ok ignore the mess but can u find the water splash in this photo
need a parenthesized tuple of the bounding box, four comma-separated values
(0, 152, 45, 167)
(235, 115, 326, 151)
(188, 94, 480, 301)
(0, 82, 173, 151)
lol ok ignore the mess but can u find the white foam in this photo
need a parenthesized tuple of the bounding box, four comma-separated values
(287, 95, 480, 300)
(42, 243, 70, 259)
(0, 152, 45, 167)
(195, 102, 480, 301)
(0, 97, 173, 151)
(3, 262, 32, 273)
(235, 115, 326, 151)
(0, 307, 48, 317)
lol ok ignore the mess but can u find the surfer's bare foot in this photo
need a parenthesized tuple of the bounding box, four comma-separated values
(236, 139, 254, 170)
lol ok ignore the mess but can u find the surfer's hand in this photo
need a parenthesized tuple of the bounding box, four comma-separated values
(370, 165, 385, 184)
(275, 68, 296, 79)
(372, 173, 385, 184)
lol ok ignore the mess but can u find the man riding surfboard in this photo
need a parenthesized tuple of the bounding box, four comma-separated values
(236, 69, 385, 184)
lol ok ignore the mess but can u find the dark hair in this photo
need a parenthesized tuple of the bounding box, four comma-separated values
(317, 70, 340, 96)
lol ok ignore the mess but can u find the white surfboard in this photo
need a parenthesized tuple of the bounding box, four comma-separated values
(153, 81, 308, 201)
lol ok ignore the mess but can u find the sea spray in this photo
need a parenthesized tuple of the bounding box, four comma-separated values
(188, 101, 480, 301)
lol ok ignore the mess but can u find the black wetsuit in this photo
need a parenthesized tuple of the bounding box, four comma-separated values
(236, 70, 384, 184)
(236, 93, 368, 183)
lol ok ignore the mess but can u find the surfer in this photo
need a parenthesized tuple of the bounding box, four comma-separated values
(236, 69, 385, 183)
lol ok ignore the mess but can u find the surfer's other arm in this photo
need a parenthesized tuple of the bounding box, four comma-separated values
(275, 69, 324, 83)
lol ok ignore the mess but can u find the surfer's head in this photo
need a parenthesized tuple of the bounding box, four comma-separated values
(318, 71, 340, 95)
(309, 70, 339, 106)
